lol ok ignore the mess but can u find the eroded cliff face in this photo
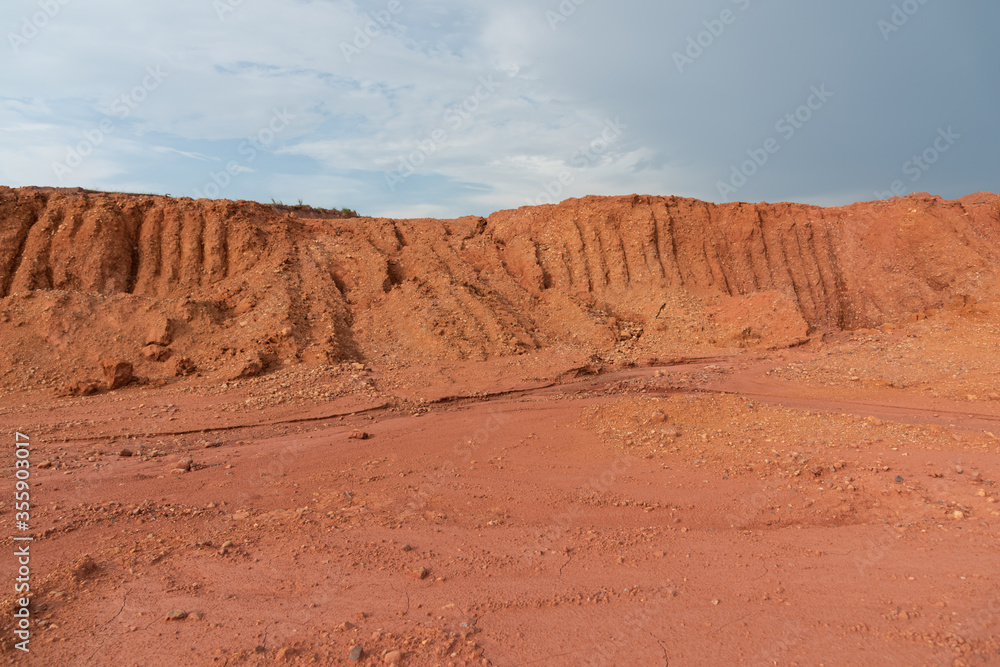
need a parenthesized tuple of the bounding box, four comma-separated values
(1, 186, 997, 392)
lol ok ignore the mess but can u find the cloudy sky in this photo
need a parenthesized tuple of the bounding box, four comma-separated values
(1, 0, 997, 218)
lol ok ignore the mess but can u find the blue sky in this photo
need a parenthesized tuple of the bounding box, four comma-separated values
(1, 0, 997, 218)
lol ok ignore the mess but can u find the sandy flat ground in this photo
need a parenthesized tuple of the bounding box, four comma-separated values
(2, 334, 998, 667)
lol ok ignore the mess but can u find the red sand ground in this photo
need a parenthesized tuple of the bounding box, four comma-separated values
(1, 187, 999, 665)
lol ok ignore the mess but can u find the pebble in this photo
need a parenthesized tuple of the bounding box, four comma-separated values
(409, 566, 429, 580)
(349, 645, 364, 661)
(349, 430, 370, 440)
(952, 510, 965, 520)
(165, 609, 188, 621)
(955, 465, 964, 474)
(895, 475, 904, 483)
(383, 650, 402, 665)
(37, 461, 52, 469)
(118, 449, 133, 457)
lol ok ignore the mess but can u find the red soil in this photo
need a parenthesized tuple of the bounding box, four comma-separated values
(1, 187, 999, 665)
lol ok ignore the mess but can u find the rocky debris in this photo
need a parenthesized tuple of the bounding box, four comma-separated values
(71, 554, 99, 583)
(59, 381, 103, 398)
(141, 344, 172, 362)
(172, 356, 196, 377)
(165, 609, 188, 621)
(101, 360, 134, 390)
(349, 429, 371, 440)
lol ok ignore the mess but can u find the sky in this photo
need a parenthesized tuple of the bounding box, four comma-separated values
(1, 0, 997, 218)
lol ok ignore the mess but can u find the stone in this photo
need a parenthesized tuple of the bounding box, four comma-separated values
(952, 510, 965, 520)
(141, 344, 172, 362)
(349, 645, 364, 661)
(119, 449, 133, 457)
(383, 650, 402, 664)
(408, 566, 429, 580)
(349, 430, 370, 440)
(37, 460, 53, 469)
(165, 609, 188, 621)
(146, 316, 175, 346)
(101, 360, 134, 390)
(232, 353, 265, 380)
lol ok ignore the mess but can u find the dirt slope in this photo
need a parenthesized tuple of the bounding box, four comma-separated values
(0, 187, 997, 396)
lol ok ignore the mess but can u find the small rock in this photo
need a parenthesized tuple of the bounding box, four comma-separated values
(232, 510, 250, 520)
(712, 599, 721, 605)
(141, 344, 172, 362)
(952, 510, 965, 520)
(383, 650, 402, 665)
(977, 489, 987, 497)
(146, 316, 175, 346)
(349, 645, 364, 661)
(351, 362, 367, 371)
(348, 430, 370, 440)
(165, 609, 188, 621)
(955, 465, 964, 474)
(101, 360, 134, 391)
(232, 353, 265, 380)
(649, 410, 668, 424)
(118, 449, 133, 457)
(276, 646, 297, 661)
(337, 621, 355, 632)
(37, 460, 53, 469)
(895, 475, 904, 483)
(408, 566, 429, 580)
(401, 544, 413, 552)
(971, 471, 982, 482)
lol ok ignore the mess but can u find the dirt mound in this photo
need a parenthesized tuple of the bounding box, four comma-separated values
(0, 186, 997, 394)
